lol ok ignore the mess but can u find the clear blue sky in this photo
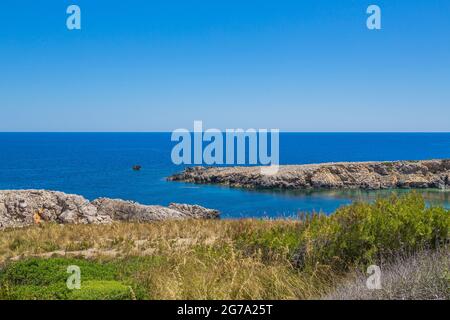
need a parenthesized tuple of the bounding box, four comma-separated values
(0, 0, 449, 132)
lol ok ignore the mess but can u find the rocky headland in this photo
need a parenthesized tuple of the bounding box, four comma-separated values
(0, 190, 219, 230)
(168, 159, 450, 190)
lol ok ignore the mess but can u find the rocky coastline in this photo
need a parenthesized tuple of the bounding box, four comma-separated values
(0, 190, 219, 230)
(168, 159, 450, 190)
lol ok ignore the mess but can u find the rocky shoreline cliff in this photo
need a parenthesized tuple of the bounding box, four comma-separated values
(168, 159, 450, 190)
(0, 190, 219, 230)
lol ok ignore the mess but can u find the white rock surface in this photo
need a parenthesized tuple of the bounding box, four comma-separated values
(0, 190, 219, 230)
(168, 159, 450, 190)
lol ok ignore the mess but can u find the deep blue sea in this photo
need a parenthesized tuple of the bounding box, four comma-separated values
(0, 133, 449, 218)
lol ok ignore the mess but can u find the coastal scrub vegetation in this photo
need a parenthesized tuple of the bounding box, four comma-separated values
(0, 192, 448, 300)
(295, 192, 449, 270)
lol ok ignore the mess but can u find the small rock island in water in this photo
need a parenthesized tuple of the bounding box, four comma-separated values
(168, 159, 450, 190)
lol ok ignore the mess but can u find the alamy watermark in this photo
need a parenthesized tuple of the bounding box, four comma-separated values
(66, 265, 81, 290)
(366, 264, 382, 290)
(66, 5, 81, 30)
(171, 121, 280, 175)
(65, 4, 381, 32)
(367, 5, 381, 30)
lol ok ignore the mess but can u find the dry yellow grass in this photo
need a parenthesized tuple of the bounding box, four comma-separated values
(0, 219, 297, 262)
(0, 219, 333, 299)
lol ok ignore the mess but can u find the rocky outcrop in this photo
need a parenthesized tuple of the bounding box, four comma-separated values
(0, 190, 219, 230)
(167, 203, 220, 219)
(168, 159, 450, 190)
(92, 198, 219, 222)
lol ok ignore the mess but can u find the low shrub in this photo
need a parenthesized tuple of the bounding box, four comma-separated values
(0, 258, 131, 300)
(0, 258, 117, 286)
(325, 249, 450, 300)
(68, 280, 133, 300)
(235, 223, 303, 260)
(294, 193, 450, 270)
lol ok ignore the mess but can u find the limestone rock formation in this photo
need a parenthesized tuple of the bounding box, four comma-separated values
(168, 203, 220, 219)
(92, 198, 219, 222)
(168, 159, 450, 190)
(0, 190, 219, 230)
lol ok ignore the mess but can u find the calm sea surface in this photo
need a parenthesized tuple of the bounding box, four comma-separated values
(0, 133, 449, 218)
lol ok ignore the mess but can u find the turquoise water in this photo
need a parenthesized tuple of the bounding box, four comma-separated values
(0, 133, 449, 218)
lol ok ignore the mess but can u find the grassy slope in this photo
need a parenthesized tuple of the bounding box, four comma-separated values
(0, 193, 448, 300)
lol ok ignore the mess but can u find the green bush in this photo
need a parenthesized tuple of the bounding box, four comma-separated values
(295, 192, 450, 270)
(68, 280, 133, 300)
(235, 224, 303, 258)
(0, 281, 132, 300)
(0, 258, 132, 300)
(0, 258, 117, 286)
(0, 283, 70, 300)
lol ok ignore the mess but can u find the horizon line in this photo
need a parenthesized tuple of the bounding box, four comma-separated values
(0, 131, 449, 134)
